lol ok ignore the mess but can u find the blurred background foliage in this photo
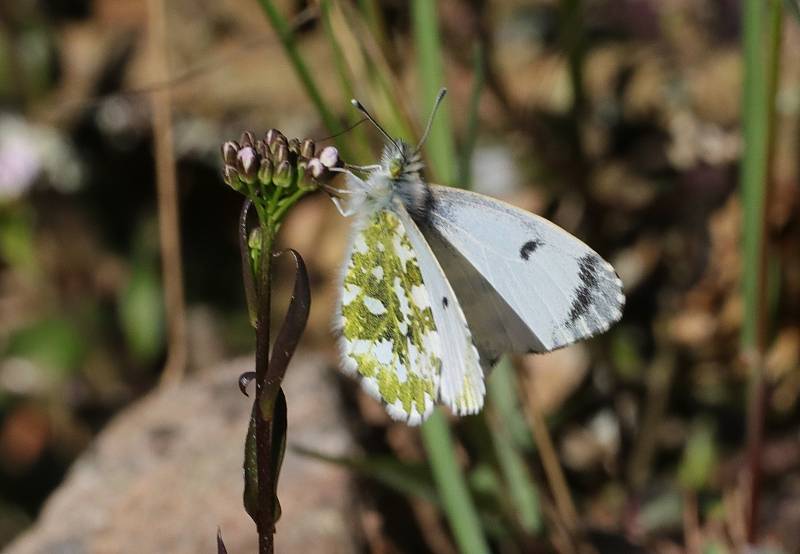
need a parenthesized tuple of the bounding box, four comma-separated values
(0, 0, 799, 552)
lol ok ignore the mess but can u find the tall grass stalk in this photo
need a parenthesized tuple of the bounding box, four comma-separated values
(740, 0, 783, 543)
(412, 0, 457, 184)
(411, 2, 490, 551)
(420, 412, 491, 554)
(255, 1, 348, 157)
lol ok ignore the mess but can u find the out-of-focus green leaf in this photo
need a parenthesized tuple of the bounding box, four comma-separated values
(610, 328, 644, 381)
(294, 446, 439, 503)
(638, 490, 682, 533)
(412, 0, 457, 185)
(5, 318, 87, 379)
(422, 410, 491, 554)
(488, 412, 542, 534)
(786, 0, 800, 23)
(678, 420, 717, 491)
(488, 358, 534, 451)
(118, 261, 164, 364)
(0, 209, 36, 272)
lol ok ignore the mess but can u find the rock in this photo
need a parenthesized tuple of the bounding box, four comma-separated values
(6, 354, 357, 554)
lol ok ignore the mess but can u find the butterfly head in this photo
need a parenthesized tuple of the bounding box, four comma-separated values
(383, 140, 423, 181)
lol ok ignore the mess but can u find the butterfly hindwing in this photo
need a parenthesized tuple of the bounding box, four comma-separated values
(335, 208, 441, 425)
(422, 185, 625, 355)
(393, 199, 485, 416)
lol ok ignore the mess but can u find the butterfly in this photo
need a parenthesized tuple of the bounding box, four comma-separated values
(330, 89, 624, 425)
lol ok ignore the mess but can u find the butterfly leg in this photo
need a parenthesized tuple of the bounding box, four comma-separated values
(325, 169, 368, 217)
(346, 164, 382, 172)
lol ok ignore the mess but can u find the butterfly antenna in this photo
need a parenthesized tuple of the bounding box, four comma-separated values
(318, 117, 368, 142)
(415, 88, 447, 153)
(351, 98, 399, 149)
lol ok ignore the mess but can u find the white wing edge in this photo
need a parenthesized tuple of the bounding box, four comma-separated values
(393, 199, 486, 416)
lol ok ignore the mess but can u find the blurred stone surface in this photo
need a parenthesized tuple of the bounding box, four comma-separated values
(6, 354, 357, 554)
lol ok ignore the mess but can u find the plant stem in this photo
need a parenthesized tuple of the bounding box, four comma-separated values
(519, 367, 579, 543)
(741, 0, 782, 543)
(147, 0, 187, 388)
(420, 410, 490, 554)
(255, 0, 344, 155)
(255, 224, 275, 554)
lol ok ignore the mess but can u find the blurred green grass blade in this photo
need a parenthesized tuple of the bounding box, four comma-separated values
(412, 3, 487, 550)
(412, 0, 457, 184)
(459, 43, 486, 189)
(740, 0, 770, 351)
(489, 358, 535, 451)
(319, 0, 372, 160)
(678, 420, 717, 491)
(489, 411, 542, 534)
(487, 360, 541, 534)
(421, 410, 491, 554)
(294, 446, 439, 503)
(255, 0, 348, 157)
(786, 0, 800, 23)
(119, 261, 164, 364)
(357, 0, 389, 55)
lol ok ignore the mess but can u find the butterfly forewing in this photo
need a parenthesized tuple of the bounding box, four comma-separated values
(422, 185, 625, 354)
(336, 209, 441, 425)
(393, 200, 485, 416)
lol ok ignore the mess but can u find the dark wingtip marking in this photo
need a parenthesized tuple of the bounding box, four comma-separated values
(520, 239, 544, 260)
(567, 254, 600, 323)
(442, 296, 449, 309)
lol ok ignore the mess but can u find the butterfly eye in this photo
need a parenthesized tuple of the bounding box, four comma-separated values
(389, 158, 402, 178)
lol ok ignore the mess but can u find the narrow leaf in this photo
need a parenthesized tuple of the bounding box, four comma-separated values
(294, 446, 439, 503)
(239, 200, 257, 328)
(270, 388, 288, 522)
(260, 249, 310, 416)
(243, 407, 258, 522)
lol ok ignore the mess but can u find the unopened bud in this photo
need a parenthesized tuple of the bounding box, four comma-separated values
(240, 131, 255, 148)
(274, 160, 294, 188)
(265, 128, 283, 146)
(300, 138, 315, 158)
(268, 132, 288, 154)
(223, 165, 242, 191)
(248, 228, 262, 268)
(298, 166, 318, 191)
(221, 141, 239, 165)
(236, 146, 258, 184)
(273, 144, 289, 165)
(319, 146, 339, 168)
(307, 158, 325, 179)
(258, 158, 273, 184)
(288, 138, 301, 156)
(255, 139, 270, 159)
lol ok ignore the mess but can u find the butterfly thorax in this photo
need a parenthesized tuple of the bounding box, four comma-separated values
(361, 141, 431, 218)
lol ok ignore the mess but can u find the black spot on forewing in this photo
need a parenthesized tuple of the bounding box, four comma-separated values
(567, 255, 600, 323)
(519, 239, 544, 260)
(442, 297, 449, 309)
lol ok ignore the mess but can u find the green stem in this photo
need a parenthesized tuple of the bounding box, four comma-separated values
(255, 1, 346, 156)
(411, 0, 457, 184)
(421, 410, 490, 554)
(741, 0, 783, 543)
(254, 224, 276, 554)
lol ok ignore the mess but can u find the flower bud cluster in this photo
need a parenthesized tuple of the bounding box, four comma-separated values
(221, 129, 342, 201)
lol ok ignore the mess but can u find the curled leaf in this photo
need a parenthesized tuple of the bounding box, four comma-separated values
(239, 371, 256, 396)
(259, 248, 310, 418)
(216, 528, 228, 554)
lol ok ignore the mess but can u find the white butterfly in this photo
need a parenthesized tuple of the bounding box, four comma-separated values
(330, 89, 624, 425)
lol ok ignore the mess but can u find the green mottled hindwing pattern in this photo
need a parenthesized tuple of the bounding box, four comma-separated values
(338, 209, 442, 424)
